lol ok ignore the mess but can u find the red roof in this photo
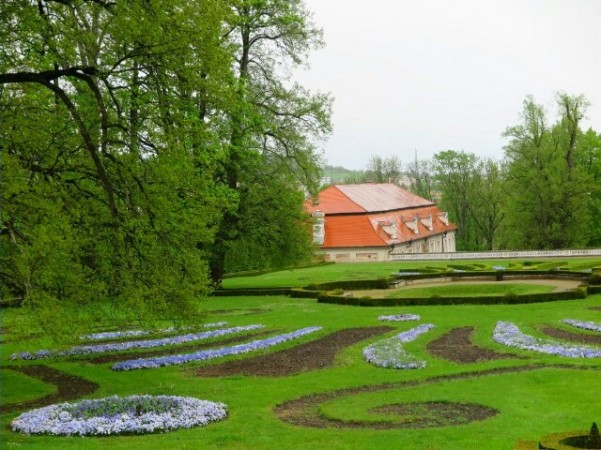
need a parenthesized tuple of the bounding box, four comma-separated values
(306, 183, 432, 214)
(322, 215, 388, 248)
(306, 183, 457, 249)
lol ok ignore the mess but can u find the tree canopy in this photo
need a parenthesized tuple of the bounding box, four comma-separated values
(0, 0, 330, 340)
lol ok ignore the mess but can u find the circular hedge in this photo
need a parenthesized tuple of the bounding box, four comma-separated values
(11, 395, 227, 436)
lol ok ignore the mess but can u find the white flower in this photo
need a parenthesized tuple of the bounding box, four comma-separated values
(10, 324, 261, 360)
(493, 321, 601, 358)
(113, 326, 322, 371)
(11, 395, 227, 436)
(363, 324, 434, 369)
(562, 319, 601, 333)
(378, 314, 420, 322)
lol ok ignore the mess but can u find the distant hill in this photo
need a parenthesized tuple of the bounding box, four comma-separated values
(322, 165, 365, 184)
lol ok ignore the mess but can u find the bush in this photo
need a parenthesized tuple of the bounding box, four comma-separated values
(589, 273, 601, 285)
(317, 290, 586, 307)
(212, 287, 292, 297)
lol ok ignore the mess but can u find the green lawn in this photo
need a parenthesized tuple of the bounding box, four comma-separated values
(222, 258, 601, 288)
(2, 259, 601, 449)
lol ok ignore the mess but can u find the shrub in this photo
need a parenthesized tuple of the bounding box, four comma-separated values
(589, 273, 601, 285)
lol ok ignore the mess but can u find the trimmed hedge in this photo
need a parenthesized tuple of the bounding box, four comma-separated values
(391, 270, 590, 283)
(212, 287, 292, 297)
(588, 285, 601, 295)
(223, 262, 335, 279)
(316, 289, 587, 307)
(310, 278, 391, 290)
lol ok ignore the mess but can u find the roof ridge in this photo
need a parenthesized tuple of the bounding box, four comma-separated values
(331, 185, 367, 213)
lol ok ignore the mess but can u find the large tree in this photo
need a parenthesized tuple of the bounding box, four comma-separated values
(208, 0, 332, 283)
(365, 155, 402, 183)
(0, 0, 234, 340)
(501, 94, 592, 249)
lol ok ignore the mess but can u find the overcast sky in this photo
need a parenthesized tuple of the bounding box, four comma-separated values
(293, 0, 601, 170)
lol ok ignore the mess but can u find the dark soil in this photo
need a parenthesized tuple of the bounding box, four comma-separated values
(84, 329, 276, 364)
(193, 326, 394, 377)
(274, 364, 597, 429)
(208, 308, 271, 316)
(369, 401, 498, 428)
(426, 327, 524, 364)
(2, 365, 98, 414)
(589, 307, 601, 312)
(540, 326, 601, 345)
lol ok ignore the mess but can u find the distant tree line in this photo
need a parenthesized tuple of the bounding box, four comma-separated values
(331, 93, 601, 252)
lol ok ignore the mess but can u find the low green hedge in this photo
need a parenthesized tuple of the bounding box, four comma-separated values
(212, 287, 293, 296)
(316, 290, 586, 307)
(588, 285, 601, 295)
(310, 278, 391, 290)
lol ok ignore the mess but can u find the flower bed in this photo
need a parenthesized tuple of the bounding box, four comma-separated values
(81, 322, 228, 341)
(113, 326, 323, 371)
(562, 319, 601, 333)
(493, 321, 601, 358)
(11, 395, 227, 436)
(363, 324, 435, 369)
(378, 314, 420, 322)
(10, 325, 263, 360)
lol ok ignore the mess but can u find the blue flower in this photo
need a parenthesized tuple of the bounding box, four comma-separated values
(112, 326, 322, 371)
(363, 324, 435, 369)
(378, 314, 420, 322)
(11, 395, 227, 436)
(10, 324, 263, 360)
(562, 319, 601, 333)
(493, 321, 601, 358)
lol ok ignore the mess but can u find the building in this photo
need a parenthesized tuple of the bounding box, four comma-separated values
(305, 183, 457, 262)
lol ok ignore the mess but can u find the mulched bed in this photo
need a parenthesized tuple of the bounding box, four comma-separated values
(2, 365, 98, 414)
(193, 326, 394, 377)
(426, 327, 524, 364)
(369, 401, 498, 428)
(208, 308, 271, 316)
(274, 364, 597, 429)
(539, 325, 601, 345)
(82, 329, 276, 364)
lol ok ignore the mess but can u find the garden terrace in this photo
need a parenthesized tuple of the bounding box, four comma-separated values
(2, 257, 601, 449)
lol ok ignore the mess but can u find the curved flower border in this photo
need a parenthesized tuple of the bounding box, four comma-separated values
(562, 319, 601, 333)
(11, 395, 227, 436)
(10, 325, 263, 360)
(363, 324, 435, 369)
(113, 326, 322, 371)
(493, 321, 601, 358)
(378, 314, 420, 322)
(81, 322, 228, 341)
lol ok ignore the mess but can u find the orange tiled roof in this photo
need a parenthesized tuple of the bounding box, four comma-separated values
(306, 184, 457, 249)
(306, 183, 432, 214)
(322, 215, 388, 248)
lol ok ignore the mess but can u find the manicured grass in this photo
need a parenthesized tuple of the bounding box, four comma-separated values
(386, 282, 555, 298)
(2, 259, 601, 449)
(222, 257, 601, 289)
(0, 369, 56, 405)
